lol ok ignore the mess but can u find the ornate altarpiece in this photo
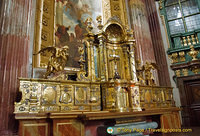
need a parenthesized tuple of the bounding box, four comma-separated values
(14, 0, 181, 136)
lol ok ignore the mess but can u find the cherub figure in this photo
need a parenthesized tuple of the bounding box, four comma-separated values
(35, 46, 69, 78)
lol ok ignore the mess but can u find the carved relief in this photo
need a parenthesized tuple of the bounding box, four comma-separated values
(113, 4, 120, 11)
(42, 16, 49, 26)
(15, 79, 101, 113)
(41, 31, 48, 41)
(43, 3, 49, 14)
(103, 0, 128, 25)
(103, 0, 111, 22)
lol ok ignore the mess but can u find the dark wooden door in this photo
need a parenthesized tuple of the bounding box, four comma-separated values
(184, 80, 200, 126)
(177, 75, 200, 127)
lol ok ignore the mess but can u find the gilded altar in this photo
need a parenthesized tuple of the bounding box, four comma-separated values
(15, 16, 175, 114)
(15, 78, 101, 113)
(13, 15, 181, 136)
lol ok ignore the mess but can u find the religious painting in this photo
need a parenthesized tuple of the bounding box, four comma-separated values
(55, 0, 102, 68)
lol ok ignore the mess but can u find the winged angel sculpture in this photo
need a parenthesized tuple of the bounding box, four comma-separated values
(136, 61, 158, 86)
(35, 46, 69, 78)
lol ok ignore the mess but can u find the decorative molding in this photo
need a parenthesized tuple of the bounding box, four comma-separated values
(33, 0, 55, 68)
(171, 60, 200, 77)
(102, 0, 128, 27)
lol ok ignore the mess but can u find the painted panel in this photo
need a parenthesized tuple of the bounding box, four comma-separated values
(55, 0, 102, 68)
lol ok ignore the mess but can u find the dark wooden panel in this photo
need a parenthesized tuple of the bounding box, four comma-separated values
(184, 80, 200, 126)
(177, 75, 200, 127)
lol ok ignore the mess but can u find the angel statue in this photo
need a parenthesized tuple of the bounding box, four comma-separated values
(136, 60, 145, 85)
(143, 62, 158, 86)
(35, 46, 69, 78)
(136, 60, 158, 86)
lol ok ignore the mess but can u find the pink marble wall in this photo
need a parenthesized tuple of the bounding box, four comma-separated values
(128, 0, 171, 86)
(128, 0, 159, 84)
(144, 0, 171, 86)
(0, 0, 35, 135)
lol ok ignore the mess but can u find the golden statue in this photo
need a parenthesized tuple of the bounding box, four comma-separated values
(143, 62, 157, 86)
(136, 60, 145, 85)
(35, 46, 69, 78)
(136, 60, 158, 86)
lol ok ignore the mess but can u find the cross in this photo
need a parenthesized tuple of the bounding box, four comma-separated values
(109, 52, 121, 79)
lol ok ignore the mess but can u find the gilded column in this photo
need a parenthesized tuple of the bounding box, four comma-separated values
(129, 44, 138, 82)
(126, 29, 137, 82)
(122, 46, 131, 80)
(89, 38, 96, 81)
(86, 40, 91, 79)
(103, 41, 109, 81)
(98, 34, 107, 81)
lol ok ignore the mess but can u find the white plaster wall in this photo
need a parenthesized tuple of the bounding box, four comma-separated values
(155, 2, 181, 108)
